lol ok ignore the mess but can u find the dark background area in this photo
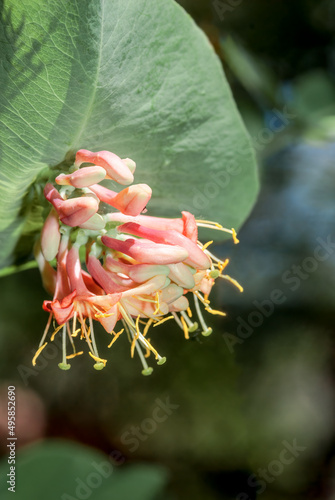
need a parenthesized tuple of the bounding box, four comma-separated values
(1, 1, 335, 499)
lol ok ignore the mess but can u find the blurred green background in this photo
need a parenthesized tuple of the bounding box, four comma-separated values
(1, 0, 335, 498)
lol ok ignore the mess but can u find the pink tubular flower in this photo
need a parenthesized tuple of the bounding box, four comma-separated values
(36, 147, 243, 375)
(117, 222, 210, 270)
(55, 166, 106, 188)
(44, 183, 99, 227)
(101, 235, 189, 265)
(40, 209, 61, 262)
(105, 255, 169, 283)
(89, 183, 152, 216)
(105, 210, 197, 241)
(75, 149, 134, 185)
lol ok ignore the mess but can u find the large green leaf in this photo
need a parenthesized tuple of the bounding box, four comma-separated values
(0, 0, 258, 268)
(0, 440, 168, 499)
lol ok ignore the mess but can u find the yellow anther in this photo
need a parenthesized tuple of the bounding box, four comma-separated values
(32, 342, 48, 366)
(232, 228, 239, 244)
(202, 240, 213, 251)
(205, 307, 227, 317)
(194, 291, 210, 305)
(153, 315, 174, 327)
(153, 291, 161, 315)
(130, 316, 141, 358)
(144, 345, 151, 358)
(71, 328, 81, 338)
(50, 323, 65, 341)
(195, 219, 223, 229)
(143, 318, 153, 337)
(108, 328, 124, 348)
(220, 275, 244, 292)
(187, 307, 192, 318)
(94, 311, 115, 318)
(180, 315, 189, 340)
(88, 352, 107, 366)
(66, 351, 84, 359)
(218, 259, 229, 273)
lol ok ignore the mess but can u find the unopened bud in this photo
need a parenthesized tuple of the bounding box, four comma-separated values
(75, 149, 134, 185)
(79, 213, 105, 230)
(41, 209, 61, 261)
(59, 196, 99, 227)
(122, 158, 136, 173)
(55, 166, 106, 188)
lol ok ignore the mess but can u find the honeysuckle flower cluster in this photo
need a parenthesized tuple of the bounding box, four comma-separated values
(34, 149, 243, 375)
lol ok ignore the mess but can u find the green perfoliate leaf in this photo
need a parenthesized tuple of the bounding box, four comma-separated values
(0, 0, 258, 269)
(0, 440, 168, 499)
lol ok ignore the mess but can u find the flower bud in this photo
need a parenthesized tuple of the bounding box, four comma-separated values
(55, 166, 106, 188)
(41, 209, 61, 261)
(118, 222, 211, 270)
(101, 236, 189, 265)
(167, 263, 195, 289)
(75, 149, 134, 185)
(79, 213, 105, 230)
(122, 158, 136, 173)
(59, 197, 99, 227)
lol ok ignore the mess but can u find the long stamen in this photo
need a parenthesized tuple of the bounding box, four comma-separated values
(50, 323, 65, 341)
(88, 315, 105, 370)
(120, 303, 160, 359)
(134, 340, 153, 376)
(78, 310, 94, 354)
(66, 351, 84, 359)
(143, 318, 153, 337)
(201, 240, 213, 251)
(219, 274, 244, 292)
(194, 290, 210, 305)
(88, 352, 107, 369)
(130, 315, 141, 358)
(153, 291, 162, 315)
(32, 342, 48, 366)
(72, 311, 77, 335)
(180, 315, 189, 339)
(108, 328, 124, 348)
(205, 306, 226, 316)
(39, 313, 52, 347)
(66, 322, 76, 354)
(194, 295, 212, 337)
(153, 315, 174, 327)
(180, 311, 198, 332)
(171, 312, 184, 331)
(196, 221, 239, 244)
(58, 324, 71, 370)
